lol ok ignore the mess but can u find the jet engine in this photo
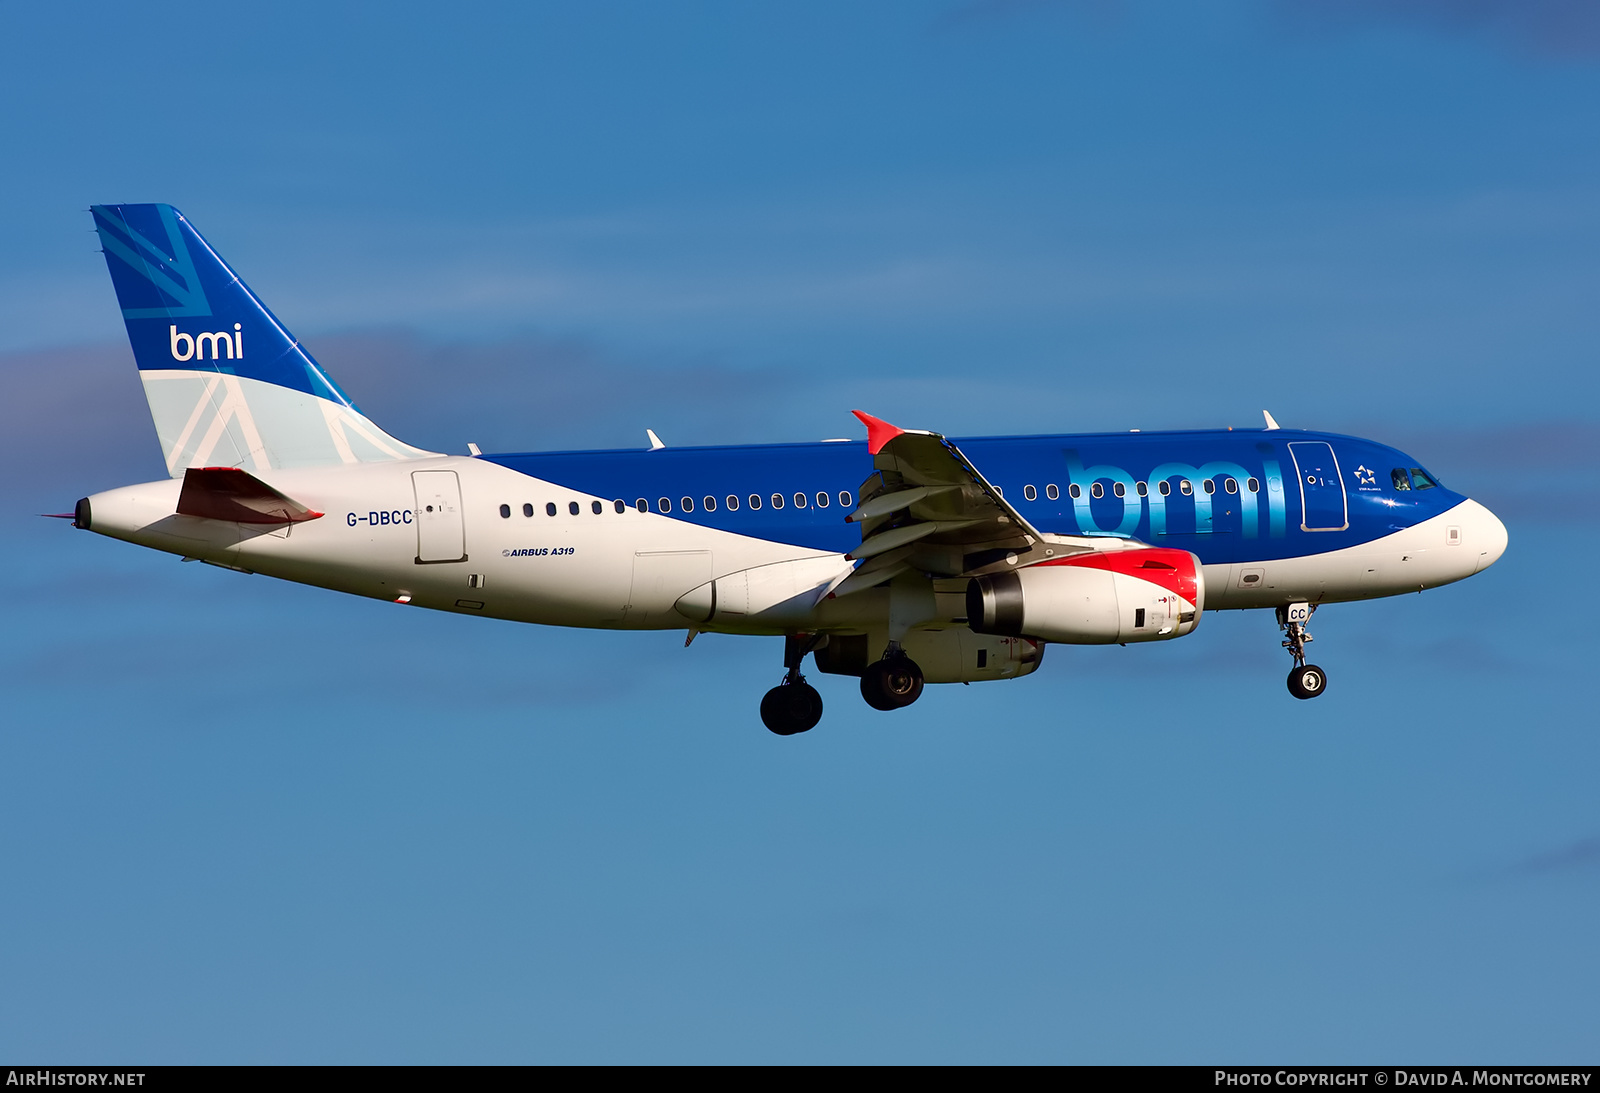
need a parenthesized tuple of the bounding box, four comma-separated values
(967, 547, 1204, 644)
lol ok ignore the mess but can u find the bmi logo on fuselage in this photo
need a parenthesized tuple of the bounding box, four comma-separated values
(170, 323, 243, 361)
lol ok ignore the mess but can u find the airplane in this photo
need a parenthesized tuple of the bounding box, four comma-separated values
(65, 203, 1509, 735)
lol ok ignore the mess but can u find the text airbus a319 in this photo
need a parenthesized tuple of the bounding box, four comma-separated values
(65, 204, 1508, 734)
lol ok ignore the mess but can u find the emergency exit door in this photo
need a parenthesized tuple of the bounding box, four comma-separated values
(412, 470, 467, 563)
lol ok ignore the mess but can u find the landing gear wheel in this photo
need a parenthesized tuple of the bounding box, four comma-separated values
(1287, 664, 1327, 700)
(1277, 604, 1327, 701)
(860, 656, 925, 711)
(761, 681, 823, 735)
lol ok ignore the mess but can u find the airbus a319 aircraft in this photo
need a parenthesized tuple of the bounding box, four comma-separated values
(66, 204, 1508, 734)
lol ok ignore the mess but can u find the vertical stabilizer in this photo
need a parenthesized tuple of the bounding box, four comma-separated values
(92, 203, 434, 475)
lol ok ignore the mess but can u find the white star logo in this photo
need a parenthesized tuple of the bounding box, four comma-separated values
(1353, 464, 1376, 487)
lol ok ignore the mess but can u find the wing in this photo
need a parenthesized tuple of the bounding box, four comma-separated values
(831, 411, 1101, 597)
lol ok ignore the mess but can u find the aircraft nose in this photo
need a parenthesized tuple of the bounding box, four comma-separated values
(1458, 498, 1508, 574)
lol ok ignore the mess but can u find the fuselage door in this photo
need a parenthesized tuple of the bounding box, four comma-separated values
(412, 469, 467, 563)
(1288, 442, 1348, 532)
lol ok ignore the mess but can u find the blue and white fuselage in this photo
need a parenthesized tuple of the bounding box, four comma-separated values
(72, 204, 1507, 732)
(479, 429, 1504, 607)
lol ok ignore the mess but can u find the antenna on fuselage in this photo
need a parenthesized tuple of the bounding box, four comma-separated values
(1262, 410, 1281, 431)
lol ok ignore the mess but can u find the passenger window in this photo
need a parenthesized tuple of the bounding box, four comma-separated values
(591, 500, 603, 514)
(547, 502, 558, 516)
(1159, 480, 1171, 496)
(1410, 468, 1438, 490)
(704, 496, 717, 512)
(1391, 469, 1412, 491)
(793, 492, 807, 509)
(749, 494, 762, 511)
(680, 497, 694, 512)
(1113, 482, 1125, 498)
(726, 495, 740, 511)
(1091, 483, 1103, 499)
(1046, 484, 1059, 501)
(1069, 484, 1081, 499)
(614, 500, 626, 514)
(658, 497, 671, 513)
(1225, 478, 1238, 494)
(1024, 484, 1037, 501)
(1203, 479, 1215, 495)
(522, 503, 534, 517)
(635, 499, 647, 513)
(1136, 482, 1148, 497)
(1247, 477, 1259, 494)
(569, 501, 580, 515)
(499, 504, 510, 518)
(815, 492, 829, 508)
(1180, 480, 1193, 496)
(838, 491, 853, 507)
(771, 493, 784, 510)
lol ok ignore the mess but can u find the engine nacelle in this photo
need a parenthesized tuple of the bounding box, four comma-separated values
(967, 547, 1204, 644)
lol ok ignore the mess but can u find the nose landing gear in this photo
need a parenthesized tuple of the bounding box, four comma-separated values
(1278, 603, 1327, 700)
(761, 633, 824, 735)
(1287, 663, 1327, 700)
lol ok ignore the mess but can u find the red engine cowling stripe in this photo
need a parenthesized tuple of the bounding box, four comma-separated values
(1034, 547, 1199, 607)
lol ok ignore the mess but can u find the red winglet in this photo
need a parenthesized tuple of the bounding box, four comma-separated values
(852, 410, 905, 455)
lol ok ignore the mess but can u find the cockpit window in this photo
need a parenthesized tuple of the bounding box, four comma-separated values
(1393, 467, 1439, 491)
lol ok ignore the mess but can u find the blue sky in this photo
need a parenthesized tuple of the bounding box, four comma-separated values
(1, 0, 1596, 1062)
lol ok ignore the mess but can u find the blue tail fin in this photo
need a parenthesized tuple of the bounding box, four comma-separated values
(92, 204, 432, 475)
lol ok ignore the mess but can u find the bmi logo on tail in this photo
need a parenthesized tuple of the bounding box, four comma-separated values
(170, 323, 244, 361)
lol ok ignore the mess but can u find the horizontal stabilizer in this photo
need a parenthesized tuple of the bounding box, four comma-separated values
(176, 467, 323, 524)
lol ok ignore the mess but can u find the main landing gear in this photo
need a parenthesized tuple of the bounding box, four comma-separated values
(760, 634, 824, 736)
(759, 637, 928, 733)
(860, 644, 924, 712)
(1278, 602, 1328, 700)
